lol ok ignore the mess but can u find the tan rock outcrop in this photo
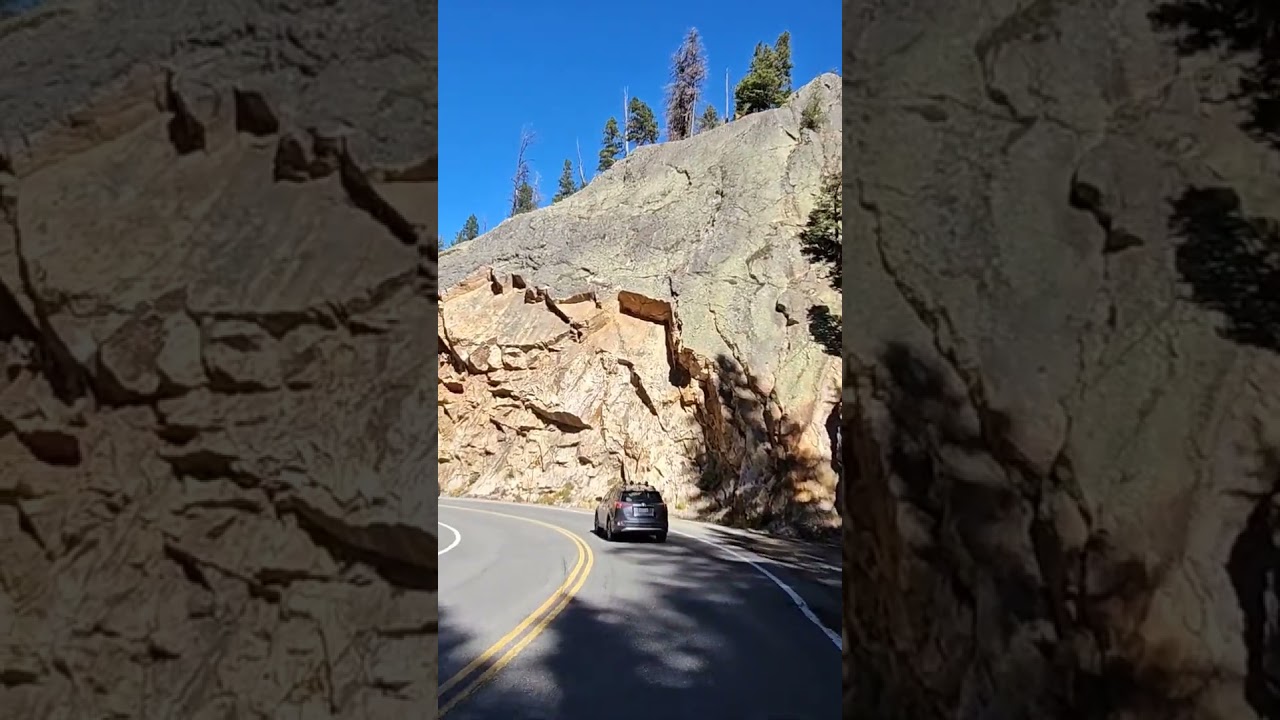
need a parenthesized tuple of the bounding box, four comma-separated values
(0, 2, 436, 717)
(843, 1, 1280, 718)
(438, 76, 843, 533)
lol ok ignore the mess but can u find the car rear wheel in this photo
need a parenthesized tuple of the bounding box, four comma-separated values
(605, 517, 615, 542)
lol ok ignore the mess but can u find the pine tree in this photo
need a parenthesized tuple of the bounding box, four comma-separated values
(734, 43, 781, 116)
(733, 33, 793, 116)
(512, 182, 536, 215)
(454, 214, 480, 244)
(800, 91, 824, 131)
(625, 97, 659, 146)
(665, 28, 709, 142)
(553, 159, 578, 202)
(598, 117, 623, 172)
(773, 31, 793, 99)
(696, 104, 721, 133)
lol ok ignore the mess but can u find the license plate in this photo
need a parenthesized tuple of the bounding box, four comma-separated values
(634, 507, 653, 517)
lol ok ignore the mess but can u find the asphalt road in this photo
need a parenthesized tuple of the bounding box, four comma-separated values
(438, 498, 841, 720)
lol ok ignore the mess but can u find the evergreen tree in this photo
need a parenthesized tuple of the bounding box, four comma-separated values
(696, 104, 721, 133)
(734, 43, 781, 116)
(598, 117, 623, 172)
(454, 214, 480, 244)
(625, 97, 659, 146)
(511, 180, 536, 216)
(800, 91, 824, 131)
(772, 31, 793, 98)
(553, 159, 578, 202)
(734, 33, 793, 116)
(665, 28, 709, 142)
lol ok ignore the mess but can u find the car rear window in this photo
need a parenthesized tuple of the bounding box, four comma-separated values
(621, 490, 663, 504)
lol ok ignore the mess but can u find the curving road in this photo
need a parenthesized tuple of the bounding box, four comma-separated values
(438, 498, 841, 720)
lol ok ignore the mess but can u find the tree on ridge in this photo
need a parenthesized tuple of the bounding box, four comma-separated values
(697, 104, 721, 133)
(734, 32, 793, 117)
(598, 117, 623, 172)
(454, 214, 480, 245)
(626, 97, 659, 146)
(510, 128, 538, 217)
(553, 159, 578, 202)
(665, 28, 709, 142)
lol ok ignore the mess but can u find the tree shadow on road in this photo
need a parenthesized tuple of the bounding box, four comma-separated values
(438, 528, 840, 720)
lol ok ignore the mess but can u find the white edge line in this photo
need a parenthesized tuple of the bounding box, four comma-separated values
(440, 497, 842, 649)
(438, 521, 462, 555)
(671, 529, 842, 649)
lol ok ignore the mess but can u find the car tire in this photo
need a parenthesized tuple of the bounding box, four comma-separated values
(592, 513, 599, 535)
(605, 517, 614, 542)
(654, 532, 667, 543)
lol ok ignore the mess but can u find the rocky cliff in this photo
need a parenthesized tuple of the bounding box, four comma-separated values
(844, 1, 1280, 718)
(438, 74, 843, 533)
(0, 2, 437, 718)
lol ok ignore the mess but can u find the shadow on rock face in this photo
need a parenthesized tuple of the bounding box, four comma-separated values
(841, 341, 1023, 720)
(1150, 0, 1280, 150)
(1152, 4, 1280, 356)
(806, 305, 841, 357)
(1227, 448, 1280, 720)
(841, 341, 1202, 719)
(686, 354, 838, 538)
(1168, 186, 1280, 355)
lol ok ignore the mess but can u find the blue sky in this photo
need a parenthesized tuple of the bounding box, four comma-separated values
(439, 0, 841, 244)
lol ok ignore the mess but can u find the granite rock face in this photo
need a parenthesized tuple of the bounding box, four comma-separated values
(0, 3, 437, 718)
(842, 1, 1280, 718)
(438, 75, 843, 533)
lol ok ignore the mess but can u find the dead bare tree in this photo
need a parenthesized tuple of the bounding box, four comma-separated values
(622, 86, 630, 157)
(666, 28, 709, 142)
(530, 169, 543, 207)
(575, 138, 588, 186)
(725, 67, 731, 121)
(509, 127, 538, 217)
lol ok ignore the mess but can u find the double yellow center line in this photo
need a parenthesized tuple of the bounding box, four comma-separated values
(437, 505, 595, 716)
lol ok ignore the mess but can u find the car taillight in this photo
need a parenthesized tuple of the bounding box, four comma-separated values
(615, 501, 629, 510)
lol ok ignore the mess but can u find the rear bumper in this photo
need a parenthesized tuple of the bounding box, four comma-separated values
(614, 520, 667, 533)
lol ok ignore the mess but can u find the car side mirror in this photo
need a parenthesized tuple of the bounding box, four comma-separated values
(595, 496, 603, 502)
